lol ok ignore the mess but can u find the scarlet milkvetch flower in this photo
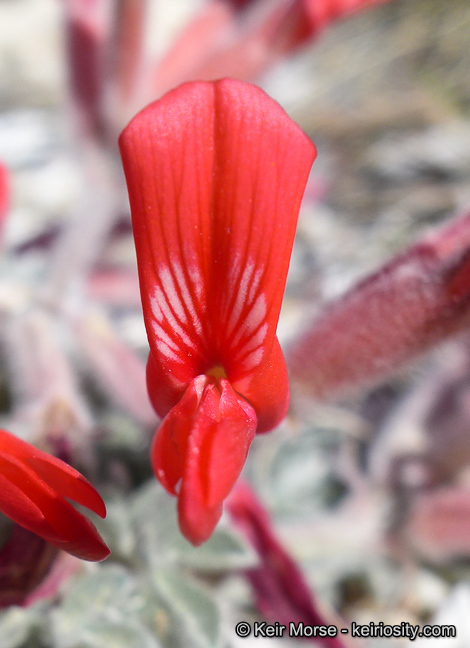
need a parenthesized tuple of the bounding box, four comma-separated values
(0, 428, 109, 561)
(119, 79, 316, 544)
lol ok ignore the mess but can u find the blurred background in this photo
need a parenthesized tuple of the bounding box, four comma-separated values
(0, 0, 470, 646)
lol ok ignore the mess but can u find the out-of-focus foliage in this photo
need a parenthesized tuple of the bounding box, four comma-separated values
(0, 0, 470, 647)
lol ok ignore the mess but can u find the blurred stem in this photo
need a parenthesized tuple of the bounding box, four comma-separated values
(63, 0, 112, 142)
(45, 143, 124, 304)
(107, 0, 148, 137)
(1, 309, 92, 449)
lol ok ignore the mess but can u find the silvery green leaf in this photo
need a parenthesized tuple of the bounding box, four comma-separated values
(60, 564, 138, 616)
(177, 527, 258, 572)
(152, 568, 221, 648)
(51, 564, 142, 648)
(0, 607, 42, 648)
(72, 618, 161, 648)
(264, 429, 343, 513)
(132, 481, 257, 573)
(131, 481, 184, 567)
(96, 497, 137, 561)
(99, 412, 150, 453)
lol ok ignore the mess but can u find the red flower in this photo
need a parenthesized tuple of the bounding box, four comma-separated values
(119, 79, 316, 544)
(0, 429, 109, 561)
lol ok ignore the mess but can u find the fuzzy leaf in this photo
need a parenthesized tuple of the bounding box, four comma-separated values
(152, 568, 221, 648)
(69, 618, 161, 648)
(131, 480, 256, 571)
(0, 607, 42, 648)
(51, 565, 143, 648)
(177, 527, 258, 572)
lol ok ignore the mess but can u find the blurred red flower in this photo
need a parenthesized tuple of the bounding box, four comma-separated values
(227, 482, 349, 648)
(0, 162, 9, 245)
